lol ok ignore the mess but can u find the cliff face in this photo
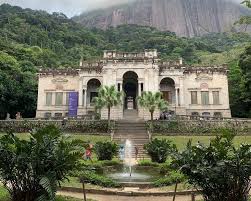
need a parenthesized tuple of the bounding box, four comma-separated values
(73, 0, 251, 37)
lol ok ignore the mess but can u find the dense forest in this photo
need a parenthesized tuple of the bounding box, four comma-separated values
(0, 3, 250, 118)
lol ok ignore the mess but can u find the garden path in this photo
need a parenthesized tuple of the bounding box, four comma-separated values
(58, 191, 203, 201)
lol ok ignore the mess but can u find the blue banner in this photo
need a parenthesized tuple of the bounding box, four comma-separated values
(68, 92, 79, 117)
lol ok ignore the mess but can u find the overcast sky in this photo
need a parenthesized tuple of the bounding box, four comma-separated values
(0, 0, 243, 17)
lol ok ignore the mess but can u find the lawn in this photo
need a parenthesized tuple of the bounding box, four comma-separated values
(0, 133, 110, 143)
(0, 186, 93, 201)
(156, 135, 251, 150)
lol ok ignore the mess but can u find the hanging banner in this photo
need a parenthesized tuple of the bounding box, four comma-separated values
(68, 92, 79, 117)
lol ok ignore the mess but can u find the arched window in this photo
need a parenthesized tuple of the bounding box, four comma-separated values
(160, 78, 175, 104)
(87, 79, 101, 106)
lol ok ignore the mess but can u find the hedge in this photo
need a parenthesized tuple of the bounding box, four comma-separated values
(0, 120, 114, 133)
(147, 120, 250, 135)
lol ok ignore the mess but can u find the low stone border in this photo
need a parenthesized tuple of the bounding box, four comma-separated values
(60, 186, 200, 196)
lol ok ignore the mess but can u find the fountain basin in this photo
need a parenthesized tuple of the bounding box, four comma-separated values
(103, 166, 162, 187)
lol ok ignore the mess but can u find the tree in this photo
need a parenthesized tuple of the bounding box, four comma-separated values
(0, 125, 82, 201)
(239, 46, 251, 117)
(242, 0, 251, 8)
(93, 96, 105, 115)
(96, 85, 123, 125)
(173, 130, 251, 201)
(137, 91, 168, 122)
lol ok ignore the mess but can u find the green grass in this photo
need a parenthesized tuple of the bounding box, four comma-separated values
(156, 135, 251, 150)
(0, 133, 110, 143)
(0, 186, 94, 201)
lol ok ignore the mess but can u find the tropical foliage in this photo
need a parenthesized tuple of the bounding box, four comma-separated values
(138, 92, 168, 121)
(173, 130, 251, 201)
(95, 85, 123, 125)
(144, 138, 177, 163)
(0, 125, 82, 201)
(94, 141, 119, 161)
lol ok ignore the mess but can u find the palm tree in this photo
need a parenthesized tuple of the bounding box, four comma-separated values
(96, 85, 123, 125)
(93, 96, 105, 114)
(242, 0, 251, 8)
(138, 91, 168, 122)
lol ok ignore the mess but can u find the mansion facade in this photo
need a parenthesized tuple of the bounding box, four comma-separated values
(36, 50, 231, 120)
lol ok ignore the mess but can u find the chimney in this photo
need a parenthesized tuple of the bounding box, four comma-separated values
(179, 57, 183, 65)
(80, 57, 83, 67)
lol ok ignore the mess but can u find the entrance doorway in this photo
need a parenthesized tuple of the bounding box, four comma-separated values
(123, 71, 138, 110)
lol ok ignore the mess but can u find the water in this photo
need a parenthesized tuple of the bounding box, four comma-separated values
(106, 166, 161, 182)
(124, 139, 135, 176)
(105, 139, 161, 183)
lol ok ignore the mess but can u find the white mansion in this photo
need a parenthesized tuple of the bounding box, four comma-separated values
(36, 50, 231, 120)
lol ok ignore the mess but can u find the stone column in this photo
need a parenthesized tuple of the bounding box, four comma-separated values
(83, 88, 87, 108)
(78, 79, 83, 107)
(138, 82, 142, 97)
(175, 88, 179, 106)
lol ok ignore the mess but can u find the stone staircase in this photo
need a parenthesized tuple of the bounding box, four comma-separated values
(113, 110, 150, 159)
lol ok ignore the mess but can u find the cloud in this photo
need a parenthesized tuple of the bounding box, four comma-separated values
(0, 0, 244, 17)
(0, 0, 134, 17)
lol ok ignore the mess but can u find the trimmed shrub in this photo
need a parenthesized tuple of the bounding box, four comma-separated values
(94, 141, 118, 161)
(153, 171, 185, 187)
(79, 171, 120, 188)
(144, 138, 177, 163)
(0, 120, 113, 133)
(147, 120, 249, 135)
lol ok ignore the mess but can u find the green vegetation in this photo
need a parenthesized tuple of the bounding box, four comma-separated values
(0, 125, 82, 201)
(156, 135, 251, 150)
(153, 171, 185, 187)
(0, 120, 112, 133)
(0, 185, 91, 201)
(173, 130, 251, 201)
(94, 141, 119, 161)
(148, 120, 249, 134)
(0, 4, 251, 118)
(94, 85, 123, 125)
(144, 138, 177, 163)
(138, 92, 168, 122)
(78, 171, 120, 188)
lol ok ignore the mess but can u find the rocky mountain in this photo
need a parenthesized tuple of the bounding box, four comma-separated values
(73, 0, 251, 37)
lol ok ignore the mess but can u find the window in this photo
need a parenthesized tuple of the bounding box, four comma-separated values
(54, 113, 62, 119)
(214, 112, 222, 119)
(191, 112, 199, 120)
(141, 83, 144, 92)
(213, 91, 220, 105)
(201, 91, 209, 105)
(162, 91, 172, 103)
(45, 92, 52, 106)
(202, 112, 211, 120)
(44, 112, 51, 119)
(90, 92, 98, 104)
(191, 91, 198, 104)
(65, 92, 70, 106)
(55, 92, 63, 106)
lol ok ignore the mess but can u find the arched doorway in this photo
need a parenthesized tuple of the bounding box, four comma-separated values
(87, 79, 101, 106)
(160, 78, 175, 104)
(123, 71, 138, 110)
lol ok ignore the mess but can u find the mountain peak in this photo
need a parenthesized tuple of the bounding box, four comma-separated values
(73, 0, 251, 37)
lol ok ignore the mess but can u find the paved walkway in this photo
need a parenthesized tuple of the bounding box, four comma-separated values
(58, 191, 202, 201)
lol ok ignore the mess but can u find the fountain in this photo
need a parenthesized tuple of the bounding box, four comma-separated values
(105, 139, 161, 186)
(124, 139, 135, 176)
